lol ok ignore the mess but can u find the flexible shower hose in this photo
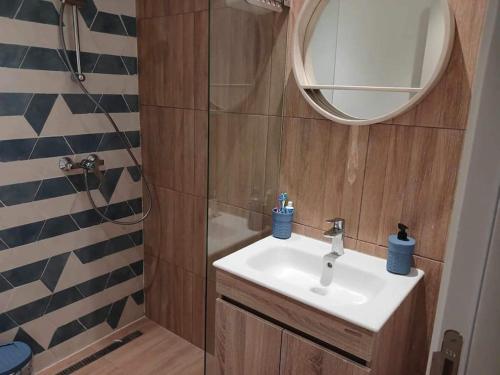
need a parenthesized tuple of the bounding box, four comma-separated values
(58, 2, 153, 225)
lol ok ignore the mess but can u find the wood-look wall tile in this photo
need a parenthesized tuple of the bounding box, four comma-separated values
(155, 188, 206, 276)
(210, 7, 282, 115)
(194, 11, 209, 111)
(138, 14, 202, 109)
(139, 102, 160, 184)
(137, 18, 160, 105)
(157, 186, 175, 263)
(140, 106, 207, 196)
(137, 0, 208, 18)
(181, 14, 196, 108)
(157, 260, 205, 348)
(280, 117, 331, 228)
(449, 0, 488, 81)
(210, 112, 272, 212)
(143, 184, 161, 257)
(403, 127, 464, 259)
(192, 275, 206, 349)
(192, 195, 207, 276)
(172, 110, 196, 193)
(325, 125, 369, 236)
(354, 240, 388, 259)
(173, 192, 206, 276)
(280, 118, 368, 237)
(144, 254, 161, 323)
(194, 0, 209, 12)
(158, 260, 174, 332)
(408, 256, 444, 375)
(194, 110, 209, 197)
(358, 125, 410, 245)
(359, 125, 464, 261)
(268, 11, 289, 117)
(136, 0, 161, 19)
(263, 116, 284, 213)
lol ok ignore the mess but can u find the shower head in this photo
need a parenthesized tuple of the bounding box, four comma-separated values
(225, 0, 285, 14)
(246, 0, 284, 12)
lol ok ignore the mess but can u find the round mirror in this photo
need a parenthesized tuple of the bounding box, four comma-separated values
(292, 0, 455, 125)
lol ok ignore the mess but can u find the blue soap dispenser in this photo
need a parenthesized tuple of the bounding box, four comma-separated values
(387, 223, 415, 275)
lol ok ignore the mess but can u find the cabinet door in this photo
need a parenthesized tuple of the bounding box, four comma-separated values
(280, 331, 371, 375)
(215, 299, 283, 375)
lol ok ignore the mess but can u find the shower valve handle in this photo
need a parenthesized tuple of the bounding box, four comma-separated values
(80, 154, 104, 183)
(58, 155, 105, 183)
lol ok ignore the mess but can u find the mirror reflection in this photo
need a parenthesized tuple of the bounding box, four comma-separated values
(303, 0, 450, 120)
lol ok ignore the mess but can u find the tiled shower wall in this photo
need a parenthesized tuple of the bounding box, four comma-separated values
(0, 0, 144, 371)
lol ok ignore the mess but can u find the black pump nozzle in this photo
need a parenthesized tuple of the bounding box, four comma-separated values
(397, 223, 409, 241)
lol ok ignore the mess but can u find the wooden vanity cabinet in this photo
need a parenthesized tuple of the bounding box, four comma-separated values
(215, 299, 370, 375)
(215, 270, 420, 375)
(215, 299, 282, 375)
(215, 299, 369, 375)
(281, 331, 371, 375)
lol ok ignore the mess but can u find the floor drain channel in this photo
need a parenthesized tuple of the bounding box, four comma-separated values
(56, 330, 143, 375)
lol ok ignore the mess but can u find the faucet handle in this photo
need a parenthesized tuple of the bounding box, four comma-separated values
(326, 218, 345, 230)
(324, 218, 345, 238)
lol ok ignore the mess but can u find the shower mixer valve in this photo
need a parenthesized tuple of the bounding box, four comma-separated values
(59, 154, 105, 183)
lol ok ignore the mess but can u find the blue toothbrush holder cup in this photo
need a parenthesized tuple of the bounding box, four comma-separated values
(272, 208, 293, 239)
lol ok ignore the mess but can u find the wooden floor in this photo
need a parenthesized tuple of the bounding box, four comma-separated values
(38, 318, 204, 375)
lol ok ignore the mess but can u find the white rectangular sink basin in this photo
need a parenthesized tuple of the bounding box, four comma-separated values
(213, 234, 424, 332)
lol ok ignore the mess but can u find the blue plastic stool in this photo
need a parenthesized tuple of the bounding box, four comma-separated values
(0, 342, 32, 375)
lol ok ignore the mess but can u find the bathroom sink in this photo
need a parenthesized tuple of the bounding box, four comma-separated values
(213, 234, 424, 332)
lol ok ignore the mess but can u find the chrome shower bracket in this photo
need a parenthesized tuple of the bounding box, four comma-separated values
(62, 0, 86, 81)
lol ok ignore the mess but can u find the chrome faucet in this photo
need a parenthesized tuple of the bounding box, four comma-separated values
(323, 218, 345, 257)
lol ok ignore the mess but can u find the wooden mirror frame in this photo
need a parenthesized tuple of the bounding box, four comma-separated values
(292, 0, 456, 126)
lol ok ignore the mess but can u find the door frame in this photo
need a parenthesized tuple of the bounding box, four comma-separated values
(428, 0, 500, 373)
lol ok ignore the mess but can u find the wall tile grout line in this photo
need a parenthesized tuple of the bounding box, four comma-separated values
(17, 45, 31, 69)
(62, 136, 76, 155)
(0, 237, 9, 250)
(21, 93, 35, 116)
(34, 219, 47, 243)
(31, 179, 45, 206)
(12, 0, 25, 20)
(68, 213, 82, 231)
(0, 273, 15, 289)
(118, 15, 129, 38)
(25, 136, 39, 160)
(354, 126, 372, 240)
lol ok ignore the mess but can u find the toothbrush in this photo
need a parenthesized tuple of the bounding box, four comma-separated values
(278, 192, 288, 213)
